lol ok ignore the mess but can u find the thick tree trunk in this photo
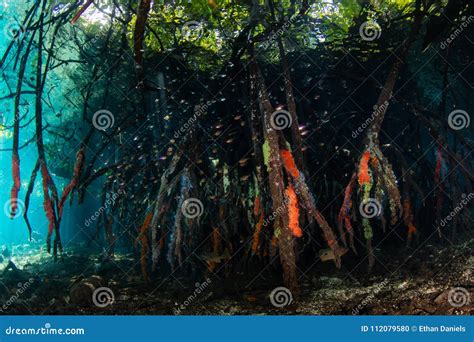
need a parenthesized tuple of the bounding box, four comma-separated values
(276, 37, 305, 170)
(133, 0, 151, 74)
(250, 57, 298, 292)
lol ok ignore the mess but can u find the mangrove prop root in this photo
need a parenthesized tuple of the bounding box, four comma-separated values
(58, 147, 85, 221)
(251, 57, 298, 292)
(71, 0, 94, 24)
(23, 160, 40, 239)
(280, 148, 345, 268)
(337, 173, 357, 252)
(133, 0, 152, 70)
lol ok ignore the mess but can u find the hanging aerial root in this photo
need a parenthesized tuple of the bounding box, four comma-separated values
(358, 151, 371, 185)
(251, 213, 264, 254)
(133, 0, 152, 68)
(41, 164, 57, 253)
(168, 170, 191, 271)
(23, 160, 40, 239)
(402, 197, 417, 243)
(285, 184, 302, 238)
(280, 149, 299, 178)
(207, 227, 222, 272)
(10, 152, 21, 218)
(280, 147, 345, 267)
(379, 155, 402, 224)
(71, 0, 94, 24)
(136, 211, 153, 282)
(434, 147, 446, 236)
(58, 147, 85, 220)
(253, 195, 261, 217)
(337, 173, 356, 251)
(251, 196, 264, 254)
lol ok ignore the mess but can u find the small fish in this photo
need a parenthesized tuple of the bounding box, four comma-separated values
(319, 247, 348, 262)
(243, 294, 258, 302)
(238, 158, 249, 166)
(240, 175, 250, 181)
(201, 248, 231, 264)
